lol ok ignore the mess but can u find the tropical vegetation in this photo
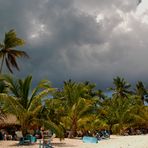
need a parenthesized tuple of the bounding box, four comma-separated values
(0, 75, 147, 137)
(0, 30, 147, 138)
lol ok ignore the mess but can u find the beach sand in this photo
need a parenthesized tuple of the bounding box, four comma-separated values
(0, 135, 148, 148)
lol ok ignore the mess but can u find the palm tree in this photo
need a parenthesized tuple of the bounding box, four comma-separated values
(0, 79, 8, 93)
(0, 75, 63, 137)
(135, 81, 148, 104)
(0, 77, 8, 122)
(0, 29, 29, 73)
(61, 98, 94, 138)
(0, 105, 6, 122)
(83, 81, 97, 98)
(109, 76, 131, 99)
(96, 90, 106, 101)
(100, 96, 139, 134)
(78, 114, 108, 135)
(53, 80, 96, 138)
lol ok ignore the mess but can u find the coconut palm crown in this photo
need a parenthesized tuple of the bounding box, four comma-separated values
(109, 76, 131, 99)
(0, 29, 29, 73)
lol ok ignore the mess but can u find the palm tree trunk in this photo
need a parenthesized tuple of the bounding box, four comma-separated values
(0, 55, 5, 74)
(109, 124, 113, 135)
(141, 96, 145, 105)
(21, 127, 28, 137)
(68, 119, 77, 138)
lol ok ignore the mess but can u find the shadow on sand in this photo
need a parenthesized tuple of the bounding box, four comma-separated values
(52, 142, 76, 147)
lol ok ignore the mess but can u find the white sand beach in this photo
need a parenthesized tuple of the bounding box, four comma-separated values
(0, 135, 148, 148)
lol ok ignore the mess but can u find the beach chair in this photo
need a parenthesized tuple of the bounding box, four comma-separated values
(19, 137, 30, 145)
(19, 134, 37, 145)
(100, 130, 110, 139)
(15, 131, 29, 145)
(82, 136, 98, 143)
(25, 134, 37, 143)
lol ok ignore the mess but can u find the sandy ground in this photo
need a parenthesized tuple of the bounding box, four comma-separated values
(0, 135, 148, 148)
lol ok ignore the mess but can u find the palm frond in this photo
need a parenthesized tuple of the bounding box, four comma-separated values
(0, 93, 25, 117)
(7, 54, 19, 70)
(10, 49, 29, 58)
(5, 58, 13, 73)
(39, 119, 64, 138)
(4, 29, 25, 48)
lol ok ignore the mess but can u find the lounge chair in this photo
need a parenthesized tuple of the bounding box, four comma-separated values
(95, 130, 110, 140)
(26, 134, 37, 143)
(19, 134, 37, 145)
(82, 136, 98, 143)
(19, 137, 30, 145)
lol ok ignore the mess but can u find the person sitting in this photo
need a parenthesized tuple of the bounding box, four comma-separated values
(34, 128, 42, 139)
(0, 130, 3, 140)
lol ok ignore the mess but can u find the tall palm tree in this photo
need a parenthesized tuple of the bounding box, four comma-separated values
(61, 98, 94, 138)
(53, 80, 96, 138)
(0, 75, 63, 137)
(109, 76, 131, 99)
(0, 29, 29, 73)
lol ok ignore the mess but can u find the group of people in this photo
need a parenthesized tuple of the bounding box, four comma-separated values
(0, 129, 17, 140)
(95, 130, 110, 140)
(33, 128, 53, 139)
(0, 127, 54, 141)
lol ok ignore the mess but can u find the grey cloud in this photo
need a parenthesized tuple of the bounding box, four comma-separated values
(74, 0, 139, 14)
(0, 0, 148, 89)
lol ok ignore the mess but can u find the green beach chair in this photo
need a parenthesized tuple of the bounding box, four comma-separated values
(19, 134, 37, 145)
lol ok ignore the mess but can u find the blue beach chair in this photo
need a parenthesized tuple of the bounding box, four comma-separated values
(19, 134, 37, 145)
(82, 136, 98, 143)
(26, 134, 37, 143)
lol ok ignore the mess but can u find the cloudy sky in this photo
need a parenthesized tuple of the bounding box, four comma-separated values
(0, 0, 148, 89)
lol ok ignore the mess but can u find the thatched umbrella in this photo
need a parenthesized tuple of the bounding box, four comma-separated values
(0, 114, 20, 129)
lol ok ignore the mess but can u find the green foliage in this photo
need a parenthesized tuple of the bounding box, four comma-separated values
(0, 75, 63, 137)
(45, 78, 148, 136)
(100, 88, 147, 134)
(4, 29, 25, 48)
(109, 76, 131, 99)
(0, 75, 147, 137)
(51, 80, 98, 137)
(135, 81, 148, 104)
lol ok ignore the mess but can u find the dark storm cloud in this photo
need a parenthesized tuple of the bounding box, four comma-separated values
(0, 0, 148, 89)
